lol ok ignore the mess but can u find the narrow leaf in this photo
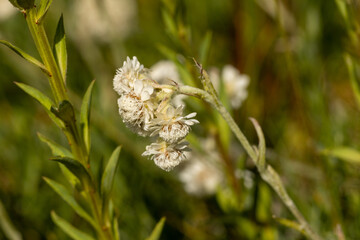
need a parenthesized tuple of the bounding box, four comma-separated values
(101, 146, 121, 198)
(0, 40, 50, 76)
(145, 217, 166, 240)
(113, 217, 120, 240)
(0, 199, 22, 240)
(36, 0, 53, 24)
(51, 211, 95, 240)
(53, 15, 67, 82)
(274, 216, 306, 236)
(44, 178, 96, 229)
(51, 156, 91, 184)
(37, 133, 72, 157)
(37, 133, 79, 187)
(249, 118, 266, 171)
(80, 80, 95, 153)
(199, 31, 212, 67)
(321, 147, 360, 164)
(51, 100, 75, 124)
(15, 82, 64, 128)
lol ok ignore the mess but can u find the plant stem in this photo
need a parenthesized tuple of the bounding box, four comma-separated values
(177, 85, 323, 240)
(25, 8, 68, 105)
(25, 7, 114, 240)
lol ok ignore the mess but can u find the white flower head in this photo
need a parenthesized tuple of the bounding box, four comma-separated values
(113, 56, 148, 95)
(117, 80, 155, 136)
(179, 157, 223, 196)
(178, 137, 224, 196)
(149, 105, 199, 144)
(150, 60, 180, 84)
(142, 141, 190, 171)
(222, 65, 250, 109)
(210, 65, 250, 109)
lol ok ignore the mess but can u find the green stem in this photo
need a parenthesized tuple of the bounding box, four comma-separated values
(177, 85, 323, 240)
(24, 7, 114, 240)
(25, 8, 68, 105)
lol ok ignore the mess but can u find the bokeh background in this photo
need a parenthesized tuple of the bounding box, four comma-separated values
(1, 0, 360, 239)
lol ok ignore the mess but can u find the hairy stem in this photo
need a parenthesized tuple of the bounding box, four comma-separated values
(177, 85, 323, 240)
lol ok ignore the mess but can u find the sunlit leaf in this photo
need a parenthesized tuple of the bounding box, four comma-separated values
(51, 211, 95, 240)
(36, 0, 53, 24)
(44, 178, 96, 229)
(145, 217, 166, 240)
(199, 31, 212, 67)
(0, 40, 50, 76)
(101, 146, 121, 198)
(80, 80, 95, 153)
(51, 157, 91, 184)
(15, 82, 64, 128)
(53, 15, 67, 82)
(322, 147, 360, 164)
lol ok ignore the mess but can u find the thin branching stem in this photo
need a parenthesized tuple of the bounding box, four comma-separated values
(177, 85, 323, 240)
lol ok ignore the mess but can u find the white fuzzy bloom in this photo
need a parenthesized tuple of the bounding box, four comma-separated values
(117, 79, 155, 136)
(150, 60, 180, 84)
(179, 158, 223, 196)
(142, 141, 190, 171)
(113, 56, 148, 95)
(211, 65, 250, 109)
(149, 105, 199, 144)
(178, 137, 224, 196)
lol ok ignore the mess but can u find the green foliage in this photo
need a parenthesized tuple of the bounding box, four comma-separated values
(80, 80, 95, 153)
(36, 0, 53, 24)
(145, 217, 166, 240)
(8, 0, 34, 10)
(51, 157, 91, 185)
(15, 82, 64, 128)
(0, 40, 50, 76)
(51, 211, 95, 240)
(44, 177, 97, 229)
(101, 146, 121, 200)
(53, 14, 67, 82)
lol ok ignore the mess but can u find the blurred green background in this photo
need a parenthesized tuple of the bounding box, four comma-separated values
(1, 0, 360, 239)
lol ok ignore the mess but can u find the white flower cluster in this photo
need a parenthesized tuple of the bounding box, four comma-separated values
(113, 57, 199, 171)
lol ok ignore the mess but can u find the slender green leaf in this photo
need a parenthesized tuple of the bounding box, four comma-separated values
(250, 118, 266, 171)
(0, 40, 50, 75)
(36, 0, 53, 24)
(0, 199, 22, 240)
(44, 178, 96, 229)
(51, 100, 75, 124)
(80, 80, 95, 153)
(37, 133, 72, 157)
(14, 82, 64, 128)
(274, 216, 306, 236)
(162, 9, 177, 38)
(51, 156, 91, 184)
(199, 31, 212, 67)
(101, 146, 121, 198)
(145, 217, 166, 240)
(335, 0, 348, 24)
(53, 15, 67, 82)
(37, 133, 79, 187)
(322, 147, 360, 164)
(51, 211, 95, 240)
(113, 217, 120, 240)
